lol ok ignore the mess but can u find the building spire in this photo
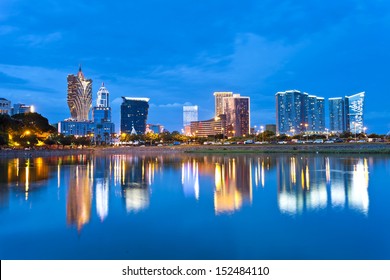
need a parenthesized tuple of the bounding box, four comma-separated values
(77, 64, 85, 80)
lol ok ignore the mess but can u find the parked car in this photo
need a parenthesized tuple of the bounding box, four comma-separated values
(313, 139, 324, 144)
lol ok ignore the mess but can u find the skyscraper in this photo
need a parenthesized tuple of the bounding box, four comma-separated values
(223, 94, 250, 137)
(328, 92, 365, 134)
(329, 97, 345, 133)
(276, 90, 325, 135)
(92, 83, 115, 144)
(121, 97, 150, 134)
(96, 82, 109, 108)
(345, 92, 365, 133)
(214, 92, 233, 117)
(67, 66, 92, 121)
(183, 105, 198, 127)
(307, 95, 325, 132)
(275, 90, 304, 135)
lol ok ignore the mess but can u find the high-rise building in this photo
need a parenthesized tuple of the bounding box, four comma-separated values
(67, 66, 92, 121)
(345, 92, 365, 133)
(276, 90, 325, 135)
(183, 105, 198, 127)
(275, 90, 304, 135)
(328, 92, 365, 134)
(183, 105, 198, 135)
(223, 94, 250, 137)
(307, 95, 325, 132)
(121, 97, 150, 135)
(329, 97, 345, 133)
(96, 82, 109, 108)
(92, 83, 115, 144)
(0, 98, 11, 115)
(214, 92, 233, 117)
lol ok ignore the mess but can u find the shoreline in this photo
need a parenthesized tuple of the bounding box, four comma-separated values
(1, 143, 390, 158)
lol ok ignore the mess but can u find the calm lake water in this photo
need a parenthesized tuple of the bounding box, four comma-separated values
(0, 153, 389, 260)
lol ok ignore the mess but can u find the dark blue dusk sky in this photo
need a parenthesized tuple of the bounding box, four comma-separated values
(1, 0, 390, 133)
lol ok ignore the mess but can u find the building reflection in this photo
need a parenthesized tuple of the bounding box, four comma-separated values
(181, 159, 199, 199)
(277, 156, 369, 215)
(113, 155, 160, 213)
(0, 157, 50, 202)
(66, 162, 93, 231)
(94, 157, 111, 221)
(212, 156, 252, 214)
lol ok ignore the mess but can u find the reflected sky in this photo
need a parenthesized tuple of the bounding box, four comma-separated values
(0, 154, 376, 223)
(0, 153, 389, 259)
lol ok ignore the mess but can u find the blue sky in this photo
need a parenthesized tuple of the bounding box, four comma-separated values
(1, 0, 390, 133)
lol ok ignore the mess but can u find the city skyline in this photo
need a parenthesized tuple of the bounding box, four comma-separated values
(0, 1, 390, 133)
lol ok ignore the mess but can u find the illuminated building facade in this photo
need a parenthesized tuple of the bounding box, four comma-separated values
(0, 98, 11, 115)
(223, 94, 250, 137)
(329, 97, 345, 133)
(328, 92, 365, 133)
(92, 83, 115, 144)
(67, 66, 92, 121)
(183, 105, 198, 127)
(190, 115, 226, 138)
(345, 92, 365, 133)
(214, 92, 233, 117)
(276, 90, 325, 135)
(121, 97, 150, 134)
(307, 95, 325, 133)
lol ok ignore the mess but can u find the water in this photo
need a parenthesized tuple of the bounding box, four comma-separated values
(0, 153, 389, 260)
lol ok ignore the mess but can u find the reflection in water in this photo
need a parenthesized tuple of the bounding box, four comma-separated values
(181, 159, 199, 199)
(0, 153, 375, 232)
(66, 163, 93, 231)
(113, 155, 160, 212)
(277, 156, 369, 215)
(212, 157, 253, 214)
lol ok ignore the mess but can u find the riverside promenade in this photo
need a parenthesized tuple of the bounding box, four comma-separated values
(1, 142, 390, 158)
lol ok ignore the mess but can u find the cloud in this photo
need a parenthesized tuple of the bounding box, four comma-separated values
(0, 25, 17, 35)
(19, 32, 62, 47)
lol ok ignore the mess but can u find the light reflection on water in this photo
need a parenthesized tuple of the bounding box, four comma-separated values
(0, 154, 373, 222)
(1, 153, 389, 260)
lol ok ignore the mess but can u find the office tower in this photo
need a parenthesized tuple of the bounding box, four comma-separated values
(329, 97, 345, 133)
(223, 94, 250, 137)
(0, 98, 11, 115)
(67, 66, 92, 121)
(214, 92, 233, 117)
(121, 97, 150, 134)
(96, 82, 109, 107)
(183, 105, 198, 127)
(275, 90, 325, 135)
(92, 83, 115, 144)
(307, 95, 325, 132)
(345, 92, 365, 133)
(93, 83, 112, 123)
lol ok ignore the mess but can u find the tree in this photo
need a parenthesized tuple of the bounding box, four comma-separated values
(145, 132, 159, 145)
